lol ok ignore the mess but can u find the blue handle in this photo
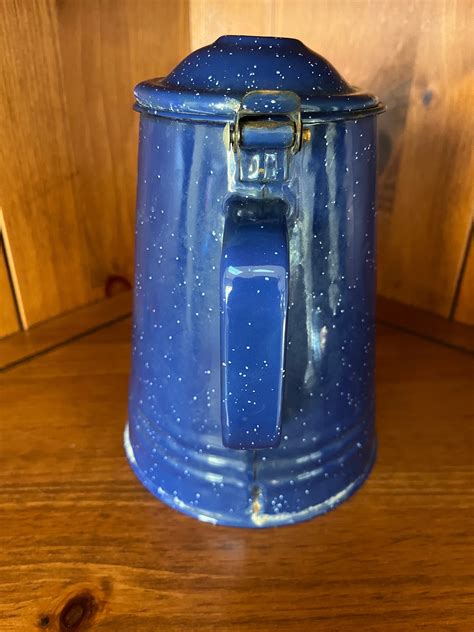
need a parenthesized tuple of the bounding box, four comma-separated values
(220, 207, 288, 449)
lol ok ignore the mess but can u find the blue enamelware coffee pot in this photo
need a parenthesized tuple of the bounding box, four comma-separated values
(125, 35, 385, 527)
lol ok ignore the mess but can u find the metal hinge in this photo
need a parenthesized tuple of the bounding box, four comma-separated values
(226, 90, 302, 183)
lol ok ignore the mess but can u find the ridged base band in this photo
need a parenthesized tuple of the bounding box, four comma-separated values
(124, 423, 376, 528)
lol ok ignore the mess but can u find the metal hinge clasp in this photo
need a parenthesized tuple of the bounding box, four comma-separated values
(227, 90, 302, 183)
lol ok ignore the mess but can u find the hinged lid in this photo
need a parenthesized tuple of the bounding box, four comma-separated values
(135, 35, 384, 122)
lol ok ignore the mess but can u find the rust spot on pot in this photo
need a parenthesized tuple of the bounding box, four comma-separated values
(251, 484, 262, 517)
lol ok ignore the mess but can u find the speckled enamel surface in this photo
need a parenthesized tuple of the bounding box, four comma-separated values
(126, 36, 382, 527)
(134, 35, 384, 122)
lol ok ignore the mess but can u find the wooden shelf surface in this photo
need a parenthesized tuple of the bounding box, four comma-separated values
(0, 314, 473, 630)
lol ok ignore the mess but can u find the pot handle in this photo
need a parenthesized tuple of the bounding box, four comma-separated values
(220, 206, 288, 449)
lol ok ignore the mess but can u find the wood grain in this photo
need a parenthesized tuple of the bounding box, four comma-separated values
(190, 0, 274, 45)
(0, 290, 131, 370)
(0, 0, 93, 327)
(55, 0, 190, 292)
(0, 316, 473, 630)
(454, 228, 474, 325)
(377, 0, 474, 317)
(377, 295, 474, 352)
(0, 236, 19, 338)
(0, 0, 189, 327)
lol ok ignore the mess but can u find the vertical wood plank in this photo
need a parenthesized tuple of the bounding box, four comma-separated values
(454, 229, 474, 325)
(55, 0, 190, 290)
(189, 0, 274, 49)
(378, 0, 474, 316)
(0, 0, 190, 327)
(0, 0, 94, 327)
(0, 236, 20, 338)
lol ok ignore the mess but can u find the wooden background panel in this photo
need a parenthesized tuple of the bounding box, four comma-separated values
(190, 0, 474, 321)
(1, 0, 472, 327)
(0, 0, 189, 328)
(377, 0, 474, 318)
(190, 0, 273, 42)
(0, 236, 20, 338)
(55, 0, 190, 294)
(454, 228, 474, 324)
(0, 0, 93, 328)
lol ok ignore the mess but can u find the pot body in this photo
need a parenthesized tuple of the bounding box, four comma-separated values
(126, 109, 378, 527)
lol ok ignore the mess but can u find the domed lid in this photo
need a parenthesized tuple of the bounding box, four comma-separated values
(135, 35, 384, 122)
